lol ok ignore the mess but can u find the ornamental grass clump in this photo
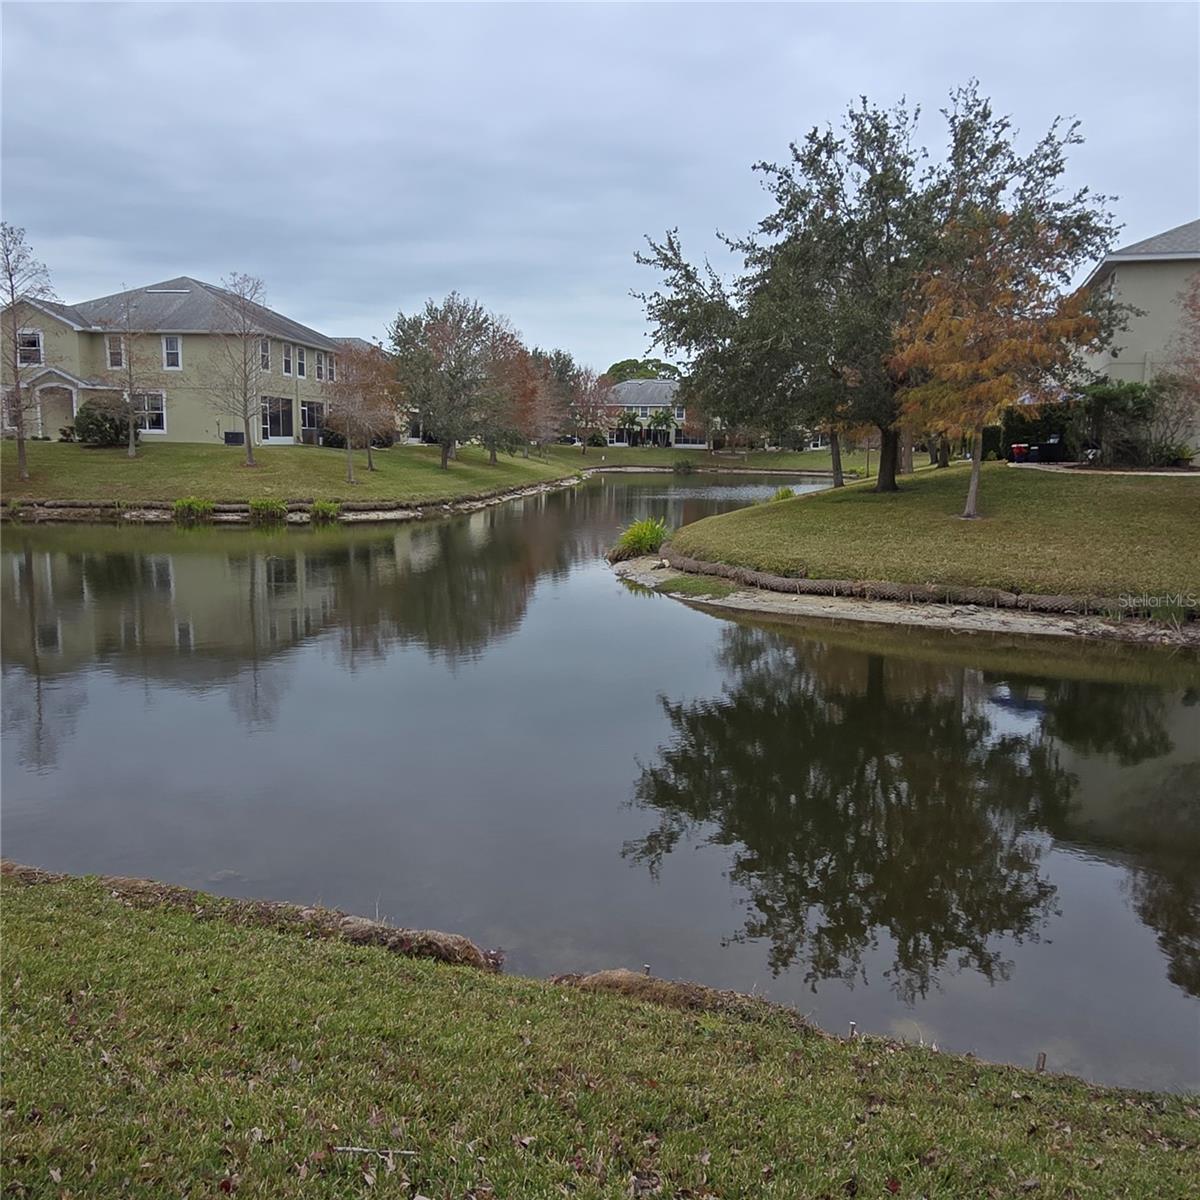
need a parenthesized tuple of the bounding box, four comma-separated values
(607, 516, 670, 563)
(770, 486, 796, 502)
(172, 497, 215, 524)
(248, 498, 288, 524)
(309, 499, 341, 524)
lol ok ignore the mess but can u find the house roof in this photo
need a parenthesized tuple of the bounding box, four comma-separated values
(606, 378, 680, 407)
(333, 336, 378, 353)
(39, 276, 338, 350)
(1086, 218, 1200, 287)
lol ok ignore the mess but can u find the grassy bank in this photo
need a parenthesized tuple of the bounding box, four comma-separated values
(4, 874, 1197, 1198)
(544, 444, 872, 473)
(669, 463, 1200, 599)
(0, 441, 574, 505)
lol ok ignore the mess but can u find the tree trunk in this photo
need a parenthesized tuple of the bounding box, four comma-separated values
(345, 435, 355, 484)
(928, 438, 938, 467)
(126, 393, 137, 459)
(962, 423, 984, 518)
(874, 427, 900, 492)
(829, 430, 845, 488)
(489, 444, 497, 465)
(366, 437, 375, 471)
(440, 440, 451, 469)
(937, 435, 950, 468)
(243, 414, 256, 467)
(900, 429, 914, 474)
(14, 403, 29, 481)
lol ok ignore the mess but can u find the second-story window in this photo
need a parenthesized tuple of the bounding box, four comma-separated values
(296, 347, 306, 378)
(283, 344, 293, 375)
(675, 405, 685, 420)
(315, 351, 324, 381)
(327, 354, 335, 382)
(162, 335, 182, 370)
(106, 336, 124, 369)
(17, 330, 43, 366)
(260, 338, 271, 371)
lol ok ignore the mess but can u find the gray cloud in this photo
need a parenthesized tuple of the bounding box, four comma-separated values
(3, 1, 1197, 368)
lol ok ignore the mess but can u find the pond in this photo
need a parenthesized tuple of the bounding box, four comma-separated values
(2, 472, 1198, 1092)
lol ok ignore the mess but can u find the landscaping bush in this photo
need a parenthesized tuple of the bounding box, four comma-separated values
(248, 498, 288, 524)
(172, 497, 215, 524)
(73, 399, 135, 448)
(607, 516, 670, 562)
(58, 424, 76, 442)
(671, 458, 696, 475)
(309, 499, 341, 523)
(769, 486, 796, 501)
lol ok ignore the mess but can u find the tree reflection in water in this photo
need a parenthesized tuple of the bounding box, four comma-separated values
(626, 626, 1081, 1000)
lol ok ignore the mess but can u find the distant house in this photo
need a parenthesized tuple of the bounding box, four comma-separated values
(2, 276, 350, 446)
(1086, 218, 1199, 385)
(602, 378, 706, 448)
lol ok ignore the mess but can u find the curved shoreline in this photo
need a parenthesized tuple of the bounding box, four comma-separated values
(613, 555, 1200, 647)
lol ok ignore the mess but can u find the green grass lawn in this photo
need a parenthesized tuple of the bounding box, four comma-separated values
(544, 444, 873, 473)
(1, 441, 575, 505)
(669, 463, 1200, 598)
(4, 875, 1196, 1199)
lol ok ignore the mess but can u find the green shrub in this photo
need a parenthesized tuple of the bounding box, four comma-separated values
(172, 497, 215, 524)
(73, 400, 135, 448)
(671, 458, 696, 475)
(310, 500, 341, 524)
(983, 450, 1000, 462)
(248, 498, 288, 524)
(607, 516, 669, 562)
(58, 424, 76, 442)
(769, 486, 796, 502)
(1149, 441, 1194, 468)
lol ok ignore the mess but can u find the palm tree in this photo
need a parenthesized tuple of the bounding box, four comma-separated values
(619, 408, 643, 446)
(648, 406, 677, 447)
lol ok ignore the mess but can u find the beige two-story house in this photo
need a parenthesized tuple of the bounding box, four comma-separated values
(1086, 218, 1199, 384)
(3, 276, 346, 446)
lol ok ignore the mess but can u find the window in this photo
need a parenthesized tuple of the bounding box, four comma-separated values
(162, 335, 182, 369)
(261, 395, 294, 440)
(296, 347, 306, 378)
(17, 330, 43, 366)
(260, 338, 271, 371)
(106, 336, 125, 369)
(283, 343, 293, 375)
(132, 391, 166, 433)
(315, 351, 324, 381)
(675, 406, 685, 420)
(639, 405, 649, 417)
(327, 354, 336, 382)
(300, 400, 324, 430)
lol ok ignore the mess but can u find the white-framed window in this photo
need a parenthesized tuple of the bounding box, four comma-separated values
(300, 400, 324, 431)
(132, 390, 166, 433)
(327, 354, 336, 382)
(315, 350, 324, 381)
(260, 338, 271, 371)
(639, 405, 649, 417)
(296, 346, 306, 378)
(675, 406, 685, 420)
(162, 335, 182, 370)
(106, 335, 125, 369)
(283, 343, 293, 375)
(17, 329, 43, 366)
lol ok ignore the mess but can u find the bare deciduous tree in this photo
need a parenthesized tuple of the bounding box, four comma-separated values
(209, 272, 268, 466)
(326, 340, 399, 482)
(1, 223, 56, 481)
(98, 289, 167, 458)
(567, 368, 614, 454)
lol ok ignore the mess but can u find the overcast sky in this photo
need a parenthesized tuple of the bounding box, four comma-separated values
(3, 2, 1197, 369)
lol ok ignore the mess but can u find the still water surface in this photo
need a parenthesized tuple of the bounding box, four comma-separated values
(3, 473, 1198, 1091)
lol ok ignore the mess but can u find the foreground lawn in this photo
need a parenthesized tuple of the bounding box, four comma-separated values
(3, 876, 1196, 1199)
(0, 441, 573, 504)
(670, 463, 1200, 598)
(545, 444, 873, 473)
